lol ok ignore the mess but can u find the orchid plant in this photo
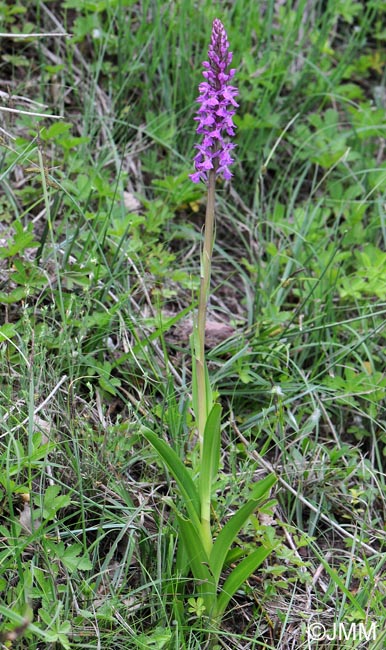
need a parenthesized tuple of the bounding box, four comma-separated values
(144, 19, 276, 626)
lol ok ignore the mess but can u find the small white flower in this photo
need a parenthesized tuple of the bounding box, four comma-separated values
(310, 408, 321, 424)
(271, 385, 284, 397)
(106, 336, 116, 351)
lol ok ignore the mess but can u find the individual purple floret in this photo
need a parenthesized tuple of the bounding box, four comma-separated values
(190, 18, 238, 184)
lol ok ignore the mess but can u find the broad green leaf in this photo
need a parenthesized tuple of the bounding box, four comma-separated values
(199, 404, 222, 525)
(41, 485, 71, 520)
(248, 474, 277, 502)
(191, 337, 213, 425)
(200, 403, 222, 487)
(215, 546, 272, 618)
(176, 514, 216, 615)
(0, 287, 27, 304)
(61, 544, 93, 572)
(135, 627, 172, 648)
(175, 535, 190, 576)
(0, 323, 17, 342)
(143, 429, 201, 530)
(41, 121, 72, 139)
(210, 474, 276, 583)
(0, 225, 38, 258)
(45, 540, 92, 572)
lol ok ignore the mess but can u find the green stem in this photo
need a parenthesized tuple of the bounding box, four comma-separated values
(195, 169, 216, 555)
(196, 169, 216, 453)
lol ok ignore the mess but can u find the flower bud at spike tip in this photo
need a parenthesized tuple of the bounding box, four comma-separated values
(190, 19, 238, 184)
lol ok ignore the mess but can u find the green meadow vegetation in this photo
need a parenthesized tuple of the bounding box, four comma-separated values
(0, 0, 385, 648)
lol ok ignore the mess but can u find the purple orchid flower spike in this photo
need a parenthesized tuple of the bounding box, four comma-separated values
(190, 18, 238, 184)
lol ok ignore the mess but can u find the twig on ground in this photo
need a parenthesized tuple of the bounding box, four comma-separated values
(6, 375, 68, 433)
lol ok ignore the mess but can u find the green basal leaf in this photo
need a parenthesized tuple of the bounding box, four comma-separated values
(176, 514, 217, 616)
(249, 474, 277, 501)
(191, 335, 213, 425)
(215, 546, 272, 618)
(199, 403, 222, 503)
(210, 474, 276, 583)
(143, 429, 201, 531)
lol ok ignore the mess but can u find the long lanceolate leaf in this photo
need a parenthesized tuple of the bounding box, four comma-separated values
(142, 429, 201, 532)
(215, 546, 272, 619)
(193, 402, 222, 556)
(200, 403, 222, 491)
(176, 514, 217, 615)
(210, 474, 277, 584)
(199, 403, 222, 538)
(191, 345, 213, 435)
